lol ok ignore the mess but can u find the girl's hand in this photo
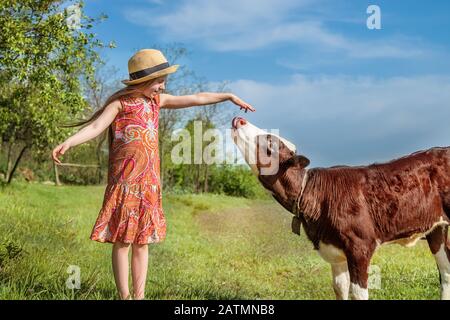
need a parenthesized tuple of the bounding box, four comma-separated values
(229, 94, 255, 113)
(52, 142, 71, 164)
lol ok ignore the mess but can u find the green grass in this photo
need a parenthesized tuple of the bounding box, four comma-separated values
(0, 182, 442, 300)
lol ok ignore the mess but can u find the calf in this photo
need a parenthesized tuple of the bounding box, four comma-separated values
(231, 116, 450, 300)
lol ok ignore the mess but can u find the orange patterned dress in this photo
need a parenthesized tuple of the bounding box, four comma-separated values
(90, 94, 166, 244)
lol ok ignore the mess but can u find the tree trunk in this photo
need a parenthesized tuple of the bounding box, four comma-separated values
(54, 161, 61, 186)
(203, 164, 209, 193)
(5, 141, 13, 182)
(194, 164, 200, 193)
(0, 140, 3, 180)
(7, 144, 27, 184)
(96, 141, 103, 184)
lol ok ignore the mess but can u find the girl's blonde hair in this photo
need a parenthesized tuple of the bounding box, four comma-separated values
(63, 78, 158, 149)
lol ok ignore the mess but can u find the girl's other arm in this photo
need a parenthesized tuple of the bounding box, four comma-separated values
(160, 92, 255, 112)
(52, 100, 121, 164)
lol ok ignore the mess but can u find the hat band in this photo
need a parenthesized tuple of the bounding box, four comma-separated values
(129, 62, 170, 80)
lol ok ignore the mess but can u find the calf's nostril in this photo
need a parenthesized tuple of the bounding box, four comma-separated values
(231, 116, 247, 129)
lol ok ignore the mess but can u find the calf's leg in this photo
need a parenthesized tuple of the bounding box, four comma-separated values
(318, 242, 350, 300)
(426, 225, 450, 300)
(346, 248, 374, 300)
(331, 262, 350, 300)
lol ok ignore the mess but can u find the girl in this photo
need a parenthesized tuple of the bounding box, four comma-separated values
(51, 49, 255, 300)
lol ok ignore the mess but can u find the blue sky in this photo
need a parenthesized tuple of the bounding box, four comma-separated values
(84, 0, 450, 167)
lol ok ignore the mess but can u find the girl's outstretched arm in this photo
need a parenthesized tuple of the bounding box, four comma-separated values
(52, 100, 122, 164)
(160, 92, 255, 112)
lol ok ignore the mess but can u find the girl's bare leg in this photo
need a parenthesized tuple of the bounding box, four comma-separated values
(112, 242, 131, 300)
(131, 243, 149, 300)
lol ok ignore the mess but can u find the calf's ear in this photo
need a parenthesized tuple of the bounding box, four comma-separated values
(283, 155, 310, 168)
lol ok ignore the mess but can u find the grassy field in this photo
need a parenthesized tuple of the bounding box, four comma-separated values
(0, 182, 442, 300)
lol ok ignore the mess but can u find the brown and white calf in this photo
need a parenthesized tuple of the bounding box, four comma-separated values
(231, 116, 450, 300)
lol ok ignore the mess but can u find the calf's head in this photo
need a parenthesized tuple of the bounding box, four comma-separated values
(231, 116, 310, 179)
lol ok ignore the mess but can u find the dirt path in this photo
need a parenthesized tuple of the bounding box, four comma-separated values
(194, 199, 312, 257)
(196, 201, 287, 235)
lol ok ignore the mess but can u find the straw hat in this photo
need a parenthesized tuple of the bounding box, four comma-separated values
(122, 49, 179, 86)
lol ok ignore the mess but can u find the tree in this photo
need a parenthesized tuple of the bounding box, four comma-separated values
(0, 0, 112, 183)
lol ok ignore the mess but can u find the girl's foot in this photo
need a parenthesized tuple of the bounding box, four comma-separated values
(120, 293, 132, 300)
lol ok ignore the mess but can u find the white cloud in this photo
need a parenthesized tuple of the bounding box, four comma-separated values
(125, 0, 426, 58)
(227, 74, 450, 166)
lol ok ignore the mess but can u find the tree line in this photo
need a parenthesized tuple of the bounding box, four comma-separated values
(0, 0, 267, 199)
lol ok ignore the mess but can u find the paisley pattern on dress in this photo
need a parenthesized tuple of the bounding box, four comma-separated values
(90, 94, 166, 244)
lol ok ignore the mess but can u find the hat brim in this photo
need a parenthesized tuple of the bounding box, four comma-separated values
(121, 65, 179, 86)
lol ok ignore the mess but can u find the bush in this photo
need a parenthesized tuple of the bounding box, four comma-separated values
(209, 165, 269, 199)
